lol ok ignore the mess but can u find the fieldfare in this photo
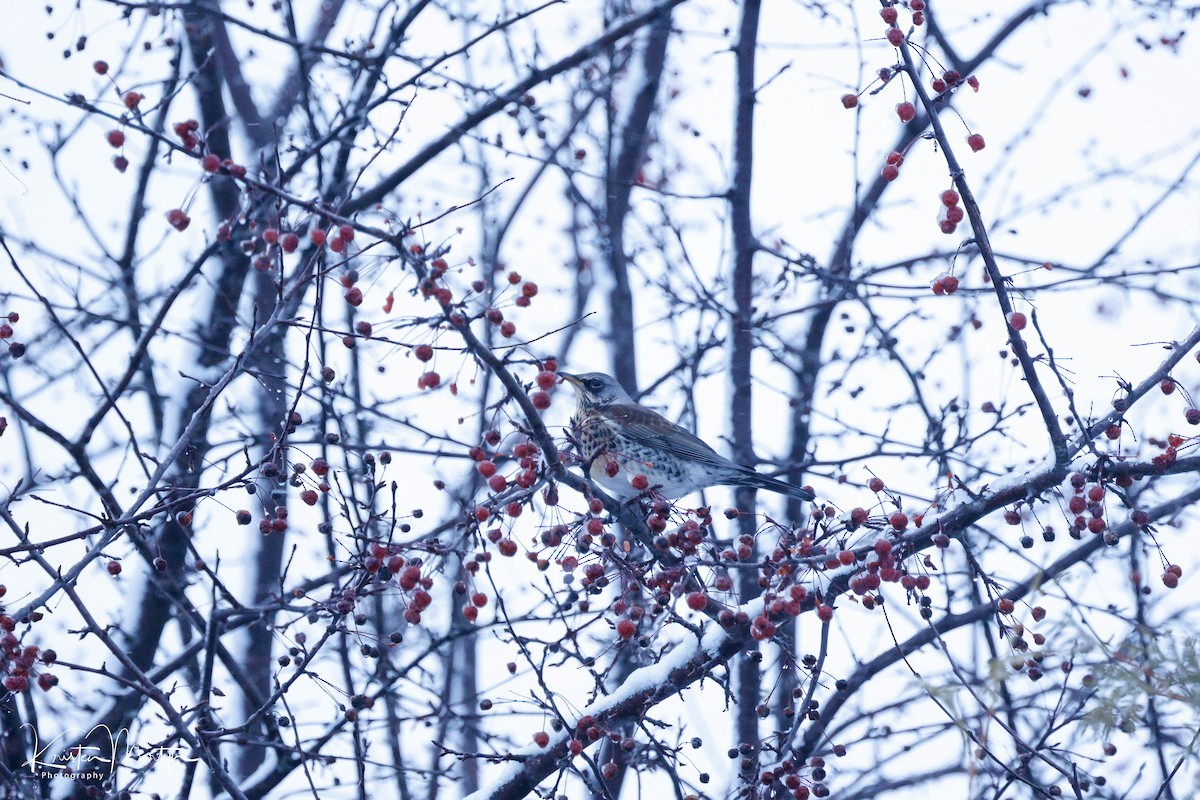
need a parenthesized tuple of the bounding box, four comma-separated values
(559, 372, 815, 502)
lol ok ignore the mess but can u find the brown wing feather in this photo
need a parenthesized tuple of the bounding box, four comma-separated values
(605, 403, 815, 500)
(604, 403, 735, 470)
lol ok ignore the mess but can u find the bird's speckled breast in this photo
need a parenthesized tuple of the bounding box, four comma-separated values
(573, 410, 700, 499)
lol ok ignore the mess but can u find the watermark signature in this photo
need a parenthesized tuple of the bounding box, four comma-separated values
(20, 724, 200, 781)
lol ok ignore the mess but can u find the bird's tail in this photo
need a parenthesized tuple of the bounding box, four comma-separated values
(735, 470, 815, 501)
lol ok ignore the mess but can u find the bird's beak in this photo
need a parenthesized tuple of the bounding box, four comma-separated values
(557, 372, 579, 386)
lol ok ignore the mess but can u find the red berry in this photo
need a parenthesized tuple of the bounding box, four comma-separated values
(107, 560, 122, 576)
(201, 153, 221, 172)
(533, 731, 550, 748)
(420, 371, 441, 389)
(1186, 408, 1200, 425)
(37, 673, 57, 692)
(310, 229, 327, 246)
(889, 512, 908, 530)
(93, 60, 109, 74)
(686, 592, 708, 611)
(262, 228, 280, 245)
(173, 119, 199, 138)
(631, 474, 650, 491)
(123, 91, 144, 110)
(536, 370, 557, 391)
(531, 391, 551, 410)
(886, 28, 904, 46)
(850, 507, 868, 525)
(816, 604, 834, 622)
(414, 344, 434, 362)
(344, 287, 363, 306)
(881, 164, 899, 181)
(113, 156, 129, 172)
(280, 232, 299, 253)
(616, 618, 636, 639)
(967, 75, 980, 91)
(1105, 424, 1121, 440)
(945, 205, 965, 224)
(868, 477, 885, 492)
(895, 102, 916, 122)
(840, 94, 858, 109)
(880, 7, 898, 24)
(966, 133, 986, 152)
(500, 321, 516, 338)
(941, 190, 960, 207)
(942, 275, 960, 293)
(997, 598, 1015, 614)
(399, 566, 421, 590)
(911, 0, 924, 8)
(1161, 379, 1176, 395)
(301, 490, 318, 506)
(167, 209, 190, 231)
(106, 129, 125, 148)
(1162, 572, 1178, 589)
(1006, 311, 1027, 331)
(477, 461, 497, 478)
(930, 278, 945, 296)
(338, 224, 355, 242)
(751, 617, 776, 640)
(412, 590, 432, 611)
(885, 151, 904, 166)
(521, 281, 538, 298)
(939, 219, 957, 235)
(471, 592, 488, 607)
(931, 77, 947, 93)
(912, 10, 924, 25)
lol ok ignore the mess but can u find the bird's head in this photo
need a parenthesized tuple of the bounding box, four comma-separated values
(558, 372, 632, 407)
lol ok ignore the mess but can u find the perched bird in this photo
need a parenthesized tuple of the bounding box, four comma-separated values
(558, 371, 814, 502)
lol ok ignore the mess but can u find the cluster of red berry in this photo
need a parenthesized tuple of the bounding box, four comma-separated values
(1, 312, 24, 360)
(0, 588, 59, 694)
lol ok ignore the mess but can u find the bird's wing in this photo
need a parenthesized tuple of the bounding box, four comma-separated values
(604, 403, 732, 468)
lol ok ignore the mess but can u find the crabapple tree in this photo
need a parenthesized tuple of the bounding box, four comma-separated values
(0, 2, 1198, 800)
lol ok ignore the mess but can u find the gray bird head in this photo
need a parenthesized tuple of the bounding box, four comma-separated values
(558, 372, 632, 407)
